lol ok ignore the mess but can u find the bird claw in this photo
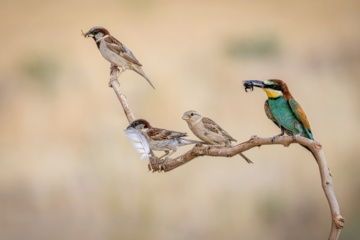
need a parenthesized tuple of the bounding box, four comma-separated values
(292, 134, 300, 142)
(271, 130, 285, 144)
(110, 65, 119, 72)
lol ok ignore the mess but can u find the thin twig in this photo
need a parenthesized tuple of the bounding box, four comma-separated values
(110, 67, 135, 123)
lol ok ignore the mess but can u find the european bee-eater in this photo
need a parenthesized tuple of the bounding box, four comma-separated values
(243, 79, 314, 142)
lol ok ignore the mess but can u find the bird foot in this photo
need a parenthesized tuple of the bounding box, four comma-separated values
(271, 132, 285, 143)
(110, 65, 119, 72)
(292, 134, 300, 142)
(162, 157, 170, 168)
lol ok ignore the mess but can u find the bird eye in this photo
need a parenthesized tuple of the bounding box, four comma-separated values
(190, 113, 194, 116)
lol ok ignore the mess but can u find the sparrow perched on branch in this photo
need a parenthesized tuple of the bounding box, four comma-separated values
(127, 119, 205, 160)
(182, 111, 253, 164)
(84, 26, 155, 88)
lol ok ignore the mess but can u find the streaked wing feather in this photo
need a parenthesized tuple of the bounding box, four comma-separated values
(202, 117, 236, 141)
(104, 36, 142, 66)
(147, 128, 187, 140)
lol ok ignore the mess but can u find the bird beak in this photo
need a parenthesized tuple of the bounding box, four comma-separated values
(243, 80, 265, 92)
(182, 113, 190, 120)
(244, 80, 265, 88)
(84, 30, 94, 38)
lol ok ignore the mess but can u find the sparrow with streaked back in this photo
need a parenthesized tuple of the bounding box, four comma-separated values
(182, 111, 253, 164)
(127, 119, 205, 160)
(84, 26, 155, 88)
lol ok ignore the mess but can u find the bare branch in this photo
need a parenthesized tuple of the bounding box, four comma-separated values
(110, 67, 135, 124)
(108, 70, 344, 239)
(148, 135, 344, 239)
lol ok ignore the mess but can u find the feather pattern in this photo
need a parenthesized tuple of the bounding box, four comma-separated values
(264, 100, 293, 136)
(124, 127, 151, 162)
(104, 36, 142, 66)
(147, 128, 187, 140)
(202, 117, 236, 142)
(288, 98, 313, 140)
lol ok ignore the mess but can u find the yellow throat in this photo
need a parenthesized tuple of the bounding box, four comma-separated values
(263, 88, 283, 98)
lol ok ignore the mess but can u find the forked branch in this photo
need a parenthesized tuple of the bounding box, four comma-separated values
(109, 68, 344, 240)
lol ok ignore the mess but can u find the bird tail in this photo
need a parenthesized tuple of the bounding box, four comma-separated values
(238, 153, 253, 164)
(133, 66, 155, 89)
(179, 138, 206, 146)
(229, 142, 253, 164)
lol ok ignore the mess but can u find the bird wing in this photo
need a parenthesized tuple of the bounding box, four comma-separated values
(288, 98, 313, 139)
(202, 117, 236, 141)
(104, 36, 142, 66)
(147, 127, 187, 140)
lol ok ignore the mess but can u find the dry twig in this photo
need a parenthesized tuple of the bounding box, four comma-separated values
(109, 68, 344, 240)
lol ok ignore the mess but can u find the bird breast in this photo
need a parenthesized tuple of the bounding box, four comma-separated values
(190, 122, 228, 145)
(99, 41, 128, 68)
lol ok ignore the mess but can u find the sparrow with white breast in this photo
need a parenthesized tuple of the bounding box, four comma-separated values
(182, 111, 253, 164)
(127, 119, 205, 160)
(84, 26, 155, 88)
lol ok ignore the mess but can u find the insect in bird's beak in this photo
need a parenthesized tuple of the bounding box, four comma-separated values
(243, 80, 265, 92)
(82, 29, 93, 38)
(81, 30, 87, 37)
(243, 81, 254, 92)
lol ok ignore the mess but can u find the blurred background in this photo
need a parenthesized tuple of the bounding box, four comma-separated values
(1, 0, 359, 239)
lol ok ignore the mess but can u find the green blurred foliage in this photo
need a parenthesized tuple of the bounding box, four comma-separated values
(226, 35, 279, 59)
(19, 54, 60, 89)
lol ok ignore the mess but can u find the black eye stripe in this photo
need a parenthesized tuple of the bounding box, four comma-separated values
(265, 84, 283, 91)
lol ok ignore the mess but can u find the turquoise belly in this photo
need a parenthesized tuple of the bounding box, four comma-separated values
(268, 97, 303, 136)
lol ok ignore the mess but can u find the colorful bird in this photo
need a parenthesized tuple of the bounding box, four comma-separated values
(243, 79, 313, 142)
(84, 26, 155, 88)
(182, 111, 253, 164)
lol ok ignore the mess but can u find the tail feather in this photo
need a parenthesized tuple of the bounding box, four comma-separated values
(229, 143, 253, 164)
(239, 152, 253, 164)
(180, 138, 206, 145)
(133, 65, 155, 89)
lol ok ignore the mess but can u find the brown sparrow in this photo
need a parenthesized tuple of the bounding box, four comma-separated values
(182, 111, 253, 164)
(84, 26, 155, 88)
(127, 119, 205, 160)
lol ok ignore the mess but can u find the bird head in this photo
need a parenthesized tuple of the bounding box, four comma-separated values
(182, 110, 202, 123)
(243, 79, 288, 99)
(84, 26, 110, 41)
(127, 119, 152, 130)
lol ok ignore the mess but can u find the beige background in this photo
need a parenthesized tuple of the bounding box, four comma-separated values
(0, 0, 359, 239)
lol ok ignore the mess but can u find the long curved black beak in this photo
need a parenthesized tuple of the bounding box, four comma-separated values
(243, 80, 265, 92)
